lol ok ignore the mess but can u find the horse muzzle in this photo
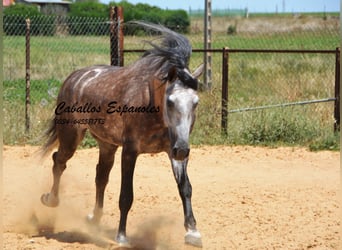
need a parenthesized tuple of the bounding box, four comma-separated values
(172, 143, 190, 161)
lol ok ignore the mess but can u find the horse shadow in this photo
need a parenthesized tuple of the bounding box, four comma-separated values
(29, 211, 172, 249)
(32, 223, 163, 250)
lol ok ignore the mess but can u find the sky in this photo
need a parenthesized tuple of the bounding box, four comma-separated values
(101, 0, 340, 13)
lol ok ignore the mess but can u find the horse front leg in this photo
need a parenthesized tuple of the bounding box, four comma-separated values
(116, 144, 138, 246)
(171, 158, 202, 248)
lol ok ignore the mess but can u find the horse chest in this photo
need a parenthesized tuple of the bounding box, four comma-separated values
(138, 128, 169, 154)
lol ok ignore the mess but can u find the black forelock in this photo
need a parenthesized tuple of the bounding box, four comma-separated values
(130, 21, 192, 77)
(177, 69, 198, 90)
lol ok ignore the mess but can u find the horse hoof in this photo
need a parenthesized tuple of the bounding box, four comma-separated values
(86, 214, 100, 225)
(116, 234, 131, 247)
(87, 214, 95, 222)
(185, 230, 203, 248)
(40, 193, 59, 207)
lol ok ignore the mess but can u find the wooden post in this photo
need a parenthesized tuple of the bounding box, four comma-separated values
(110, 6, 124, 66)
(109, 6, 116, 66)
(117, 6, 124, 66)
(334, 47, 340, 132)
(221, 47, 229, 135)
(25, 18, 31, 133)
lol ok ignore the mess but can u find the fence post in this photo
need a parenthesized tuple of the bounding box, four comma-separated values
(117, 6, 124, 66)
(203, 0, 212, 90)
(334, 47, 340, 132)
(25, 18, 30, 134)
(110, 6, 124, 66)
(221, 47, 229, 135)
(109, 6, 116, 66)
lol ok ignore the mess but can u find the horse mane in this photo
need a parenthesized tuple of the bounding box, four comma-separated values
(130, 21, 197, 89)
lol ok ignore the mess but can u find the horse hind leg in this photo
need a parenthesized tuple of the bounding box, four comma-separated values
(87, 141, 118, 224)
(41, 127, 86, 207)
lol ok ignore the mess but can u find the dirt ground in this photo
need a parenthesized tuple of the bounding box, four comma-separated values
(3, 145, 340, 249)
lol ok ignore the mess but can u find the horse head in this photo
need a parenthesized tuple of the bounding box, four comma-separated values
(164, 64, 203, 161)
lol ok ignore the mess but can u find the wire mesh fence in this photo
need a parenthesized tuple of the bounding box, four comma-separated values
(4, 15, 112, 82)
(222, 49, 339, 140)
(4, 14, 116, 144)
(3, 13, 340, 147)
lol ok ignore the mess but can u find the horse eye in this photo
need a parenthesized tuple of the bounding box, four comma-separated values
(167, 96, 175, 108)
(193, 96, 199, 109)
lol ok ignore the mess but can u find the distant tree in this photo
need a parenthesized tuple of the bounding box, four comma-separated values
(164, 10, 190, 33)
(68, 2, 108, 35)
(4, 3, 41, 16)
(4, 6, 56, 36)
(68, 2, 107, 17)
(109, 0, 190, 33)
(75, 0, 99, 2)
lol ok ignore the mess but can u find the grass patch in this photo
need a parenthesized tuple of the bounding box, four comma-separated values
(4, 78, 339, 150)
(309, 131, 340, 151)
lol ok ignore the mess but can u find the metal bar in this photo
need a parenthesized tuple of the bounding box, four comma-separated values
(221, 47, 228, 135)
(228, 98, 336, 114)
(123, 49, 145, 53)
(124, 49, 337, 54)
(192, 48, 337, 54)
(334, 47, 340, 132)
(25, 18, 30, 133)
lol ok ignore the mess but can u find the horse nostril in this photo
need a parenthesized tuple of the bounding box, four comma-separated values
(172, 147, 178, 158)
(182, 148, 190, 158)
(186, 148, 190, 157)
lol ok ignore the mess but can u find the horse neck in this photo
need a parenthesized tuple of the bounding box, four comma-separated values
(149, 78, 167, 118)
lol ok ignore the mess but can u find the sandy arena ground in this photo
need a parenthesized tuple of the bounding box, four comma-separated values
(3, 145, 340, 249)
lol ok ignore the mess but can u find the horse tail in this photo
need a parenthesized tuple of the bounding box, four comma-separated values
(40, 117, 59, 158)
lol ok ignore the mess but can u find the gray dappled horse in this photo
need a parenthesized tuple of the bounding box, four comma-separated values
(41, 22, 203, 247)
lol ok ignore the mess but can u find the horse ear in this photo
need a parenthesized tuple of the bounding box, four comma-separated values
(192, 64, 204, 79)
(167, 66, 178, 82)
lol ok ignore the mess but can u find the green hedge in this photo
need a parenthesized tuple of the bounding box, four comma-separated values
(4, 1, 190, 36)
(4, 4, 56, 36)
(68, 2, 107, 18)
(4, 3, 40, 16)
